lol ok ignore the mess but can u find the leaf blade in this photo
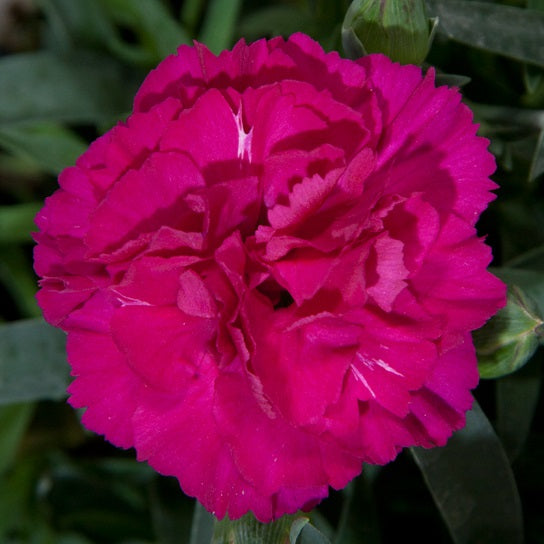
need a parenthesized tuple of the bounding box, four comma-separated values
(189, 501, 214, 544)
(199, 0, 243, 54)
(0, 51, 136, 125)
(0, 319, 69, 405)
(426, 0, 544, 68)
(411, 401, 524, 544)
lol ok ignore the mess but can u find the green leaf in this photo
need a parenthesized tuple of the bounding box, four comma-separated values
(411, 401, 523, 544)
(149, 477, 193, 544)
(494, 267, 544, 314)
(199, 0, 243, 54)
(0, 51, 136, 124)
(507, 244, 544, 270)
(0, 123, 86, 175)
(238, 6, 314, 39)
(334, 470, 381, 544)
(0, 247, 40, 318)
(189, 501, 215, 544)
(0, 319, 69, 405)
(181, 0, 206, 32)
(496, 359, 542, 462)
(0, 403, 34, 475)
(475, 286, 543, 379)
(289, 515, 334, 544)
(38, 0, 117, 52)
(44, 455, 155, 542)
(99, 0, 190, 63)
(434, 73, 471, 88)
(296, 523, 332, 544)
(0, 202, 41, 244)
(470, 102, 544, 132)
(529, 130, 544, 182)
(289, 517, 309, 543)
(426, 0, 544, 68)
(0, 455, 42, 539)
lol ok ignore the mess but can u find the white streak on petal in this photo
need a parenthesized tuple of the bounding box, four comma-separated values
(235, 107, 253, 162)
(350, 364, 376, 398)
(356, 352, 404, 377)
(111, 291, 152, 307)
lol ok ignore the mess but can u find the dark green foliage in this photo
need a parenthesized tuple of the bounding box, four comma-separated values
(0, 1, 543, 542)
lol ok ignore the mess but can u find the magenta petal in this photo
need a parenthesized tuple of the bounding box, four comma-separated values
(178, 270, 218, 318)
(268, 172, 338, 230)
(160, 89, 240, 166)
(111, 306, 216, 393)
(34, 33, 505, 521)
(366, 234, 409, 311)
(67, 331, 141, 448)
(214, 372, 329, 494)
(86, 151, 205, 255)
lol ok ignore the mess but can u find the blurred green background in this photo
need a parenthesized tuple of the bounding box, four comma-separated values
(0, 0, 543, 542)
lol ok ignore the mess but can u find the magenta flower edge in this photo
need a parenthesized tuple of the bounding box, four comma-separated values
(33, 33, 506, 521)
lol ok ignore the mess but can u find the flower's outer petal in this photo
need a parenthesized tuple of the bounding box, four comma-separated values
(36, 276, 97, 326)
(411, 215, 506, 331)
(35, 190, 93, 240)
(85, 151, 205, 255)
(77, 97, 182, 197)
(67, 330, 140, 448)
(424, 335, 478, 411)
(130, 358, 275, 522)
(111, 305, 216, 393)
(214, 372, 329, 495)
(362, 55, 497, 222)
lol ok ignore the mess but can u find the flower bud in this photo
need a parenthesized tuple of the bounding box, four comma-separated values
(342, 0, 436, 64)
(475, 286, 543, 379)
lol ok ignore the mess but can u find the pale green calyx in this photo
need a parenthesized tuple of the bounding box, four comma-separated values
(475, 286, 544, 380)
(342, 0, 437, 65)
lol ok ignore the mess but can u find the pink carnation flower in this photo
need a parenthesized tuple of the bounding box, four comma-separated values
(34, 33, 506, 521)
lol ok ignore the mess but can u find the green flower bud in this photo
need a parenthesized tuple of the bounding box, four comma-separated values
(475, 287, 544, 379)
(342, 0, 436, 65)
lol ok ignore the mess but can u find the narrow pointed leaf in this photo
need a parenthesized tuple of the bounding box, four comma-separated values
(411, 401, 523, 544)
(0, 123, 86, 175)
(39, 0, 117, 52)
(334, 472, 381, 544)
(529, 130, 544, 182)
(426, 0, 544, 68)
(0, 51, 136, 124)
(289, 517, 309, 543)
(296, 523, 332, 544)
(507, 244, 544, 270)
(0, 403, 34, 475)
(238, 6, 313, 39)
(494, 267, 544, 313)
(496, 359, 542, 462)
(98, 0, 190, 61)
(199, 0, 243, 54)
